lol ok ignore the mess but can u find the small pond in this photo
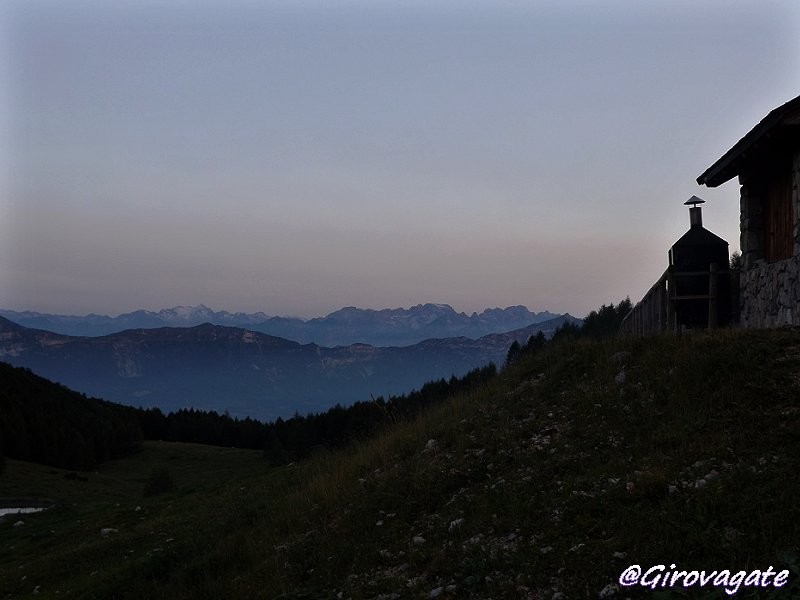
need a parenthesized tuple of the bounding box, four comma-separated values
(0, 500, 53, 520)
(0, 507, 48, 517)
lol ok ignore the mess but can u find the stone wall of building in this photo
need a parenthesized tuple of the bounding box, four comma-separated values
(740, 253, 800, 327)
(739, 149, 800, 328)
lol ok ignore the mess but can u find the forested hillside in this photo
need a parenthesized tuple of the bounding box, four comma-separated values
(0, 360, 497, 473)
(0, 362, 142, 470)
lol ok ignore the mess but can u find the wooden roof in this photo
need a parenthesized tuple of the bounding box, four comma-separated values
(672, 223, 728, 249)
(696, 94, 800, 188)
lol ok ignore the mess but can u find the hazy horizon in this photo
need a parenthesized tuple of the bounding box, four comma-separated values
(3, 0, 799, 319)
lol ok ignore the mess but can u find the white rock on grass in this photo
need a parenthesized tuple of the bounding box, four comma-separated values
(412, 536, 426, 545)
(598, 583, 619, 597)
(449, 518, 465, 532)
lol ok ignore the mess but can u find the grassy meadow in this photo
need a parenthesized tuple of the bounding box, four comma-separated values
(3, 328, 800, 598)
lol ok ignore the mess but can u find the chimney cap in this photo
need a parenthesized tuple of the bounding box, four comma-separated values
(684, 195, 706, 207)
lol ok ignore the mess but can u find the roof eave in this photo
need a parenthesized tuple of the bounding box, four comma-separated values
(697, 94, 800, 188)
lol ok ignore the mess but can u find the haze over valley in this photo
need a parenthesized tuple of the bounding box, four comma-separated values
(0, 309, 579, 420)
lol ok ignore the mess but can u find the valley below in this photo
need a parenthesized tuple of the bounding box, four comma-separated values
(0, 314, 578, 420)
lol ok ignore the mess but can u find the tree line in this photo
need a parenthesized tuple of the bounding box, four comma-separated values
(504, 298, 632, 368)
(0, 362, 143, 471)
(134, 363, 498, 464)
(263, 363, 497, 464)
(0, 359, 497, 471)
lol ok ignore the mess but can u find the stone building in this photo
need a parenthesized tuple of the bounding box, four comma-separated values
(697, 94, 800, 328)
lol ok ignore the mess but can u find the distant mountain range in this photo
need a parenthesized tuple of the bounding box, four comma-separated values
(0, 314, 581, 421)
(0, 305, 269, 338)
(0, 304, 560, 347)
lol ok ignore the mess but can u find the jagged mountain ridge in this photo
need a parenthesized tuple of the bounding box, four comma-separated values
(0, 305, 270, 338)
(0, 314, 580, 421)
(0, 303, 560, 346)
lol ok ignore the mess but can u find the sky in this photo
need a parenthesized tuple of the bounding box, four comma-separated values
(2, 0, 799, 319)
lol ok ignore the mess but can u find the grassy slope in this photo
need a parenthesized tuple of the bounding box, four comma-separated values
(2, 329, 800, 599)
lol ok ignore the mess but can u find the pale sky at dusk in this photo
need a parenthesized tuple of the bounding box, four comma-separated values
(2, 0, 799, 319)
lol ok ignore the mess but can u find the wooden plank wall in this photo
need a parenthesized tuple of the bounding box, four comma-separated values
(764, 169, 793, 262)
(618, 269, 670, 337)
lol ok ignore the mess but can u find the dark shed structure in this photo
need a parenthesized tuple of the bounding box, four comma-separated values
(668, 198, 732, 329)
(619, 198, 732, 336)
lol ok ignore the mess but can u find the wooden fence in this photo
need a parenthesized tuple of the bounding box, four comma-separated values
(619, 264, 723, 337)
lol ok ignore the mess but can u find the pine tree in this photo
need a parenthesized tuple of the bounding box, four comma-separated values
(505, 340, 522, 367)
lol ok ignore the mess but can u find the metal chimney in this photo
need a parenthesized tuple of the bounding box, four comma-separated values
(685, 195, 705, 228)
